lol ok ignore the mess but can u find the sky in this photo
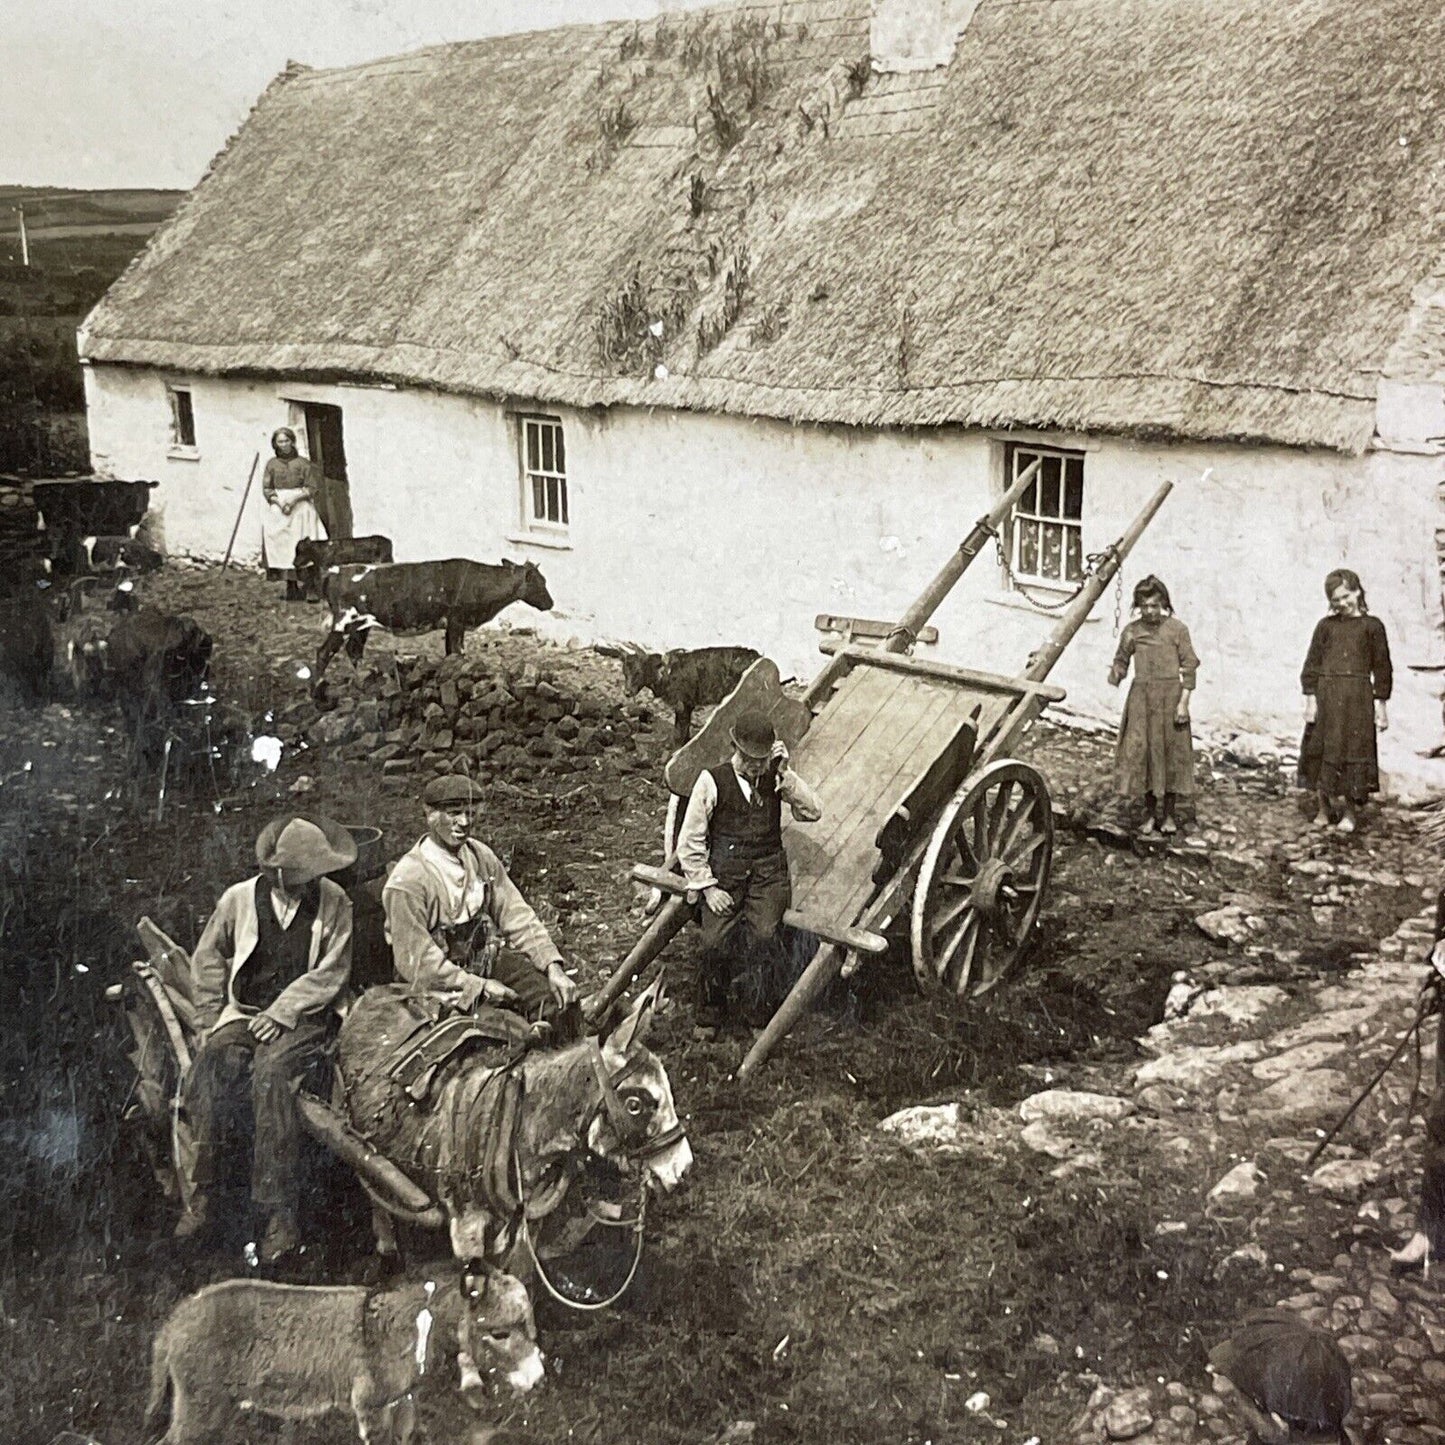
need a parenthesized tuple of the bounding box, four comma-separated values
(3, 0, 718, 191)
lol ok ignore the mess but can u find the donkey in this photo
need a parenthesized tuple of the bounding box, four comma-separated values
(144, 1263, 541, 1445)
(337, 978, 692, 1270)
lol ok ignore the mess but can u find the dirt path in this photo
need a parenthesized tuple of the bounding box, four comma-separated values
(0, 565, 1439, 1444)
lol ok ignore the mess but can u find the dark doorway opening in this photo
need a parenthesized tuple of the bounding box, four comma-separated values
(301, 402, 352, 539)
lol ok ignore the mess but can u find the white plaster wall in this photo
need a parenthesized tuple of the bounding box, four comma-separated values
(86, 362, 1445, 791)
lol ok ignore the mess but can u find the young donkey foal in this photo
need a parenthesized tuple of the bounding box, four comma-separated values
(145, 1267, 542, 1443)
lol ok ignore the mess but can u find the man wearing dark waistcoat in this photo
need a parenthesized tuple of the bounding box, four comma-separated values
(178, 815, 355, 1261)
(677, 711, 823, 1036)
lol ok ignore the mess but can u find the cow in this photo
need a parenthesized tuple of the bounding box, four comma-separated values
(293, 534, 395, 603)
(103, 606, 214, 769)
(144, 1265, 543, 1445)
(612, 643, 761, 745)
(314, 559, 553, 687)
(0, 596, 54, 705)
(32, 478, 155, 578)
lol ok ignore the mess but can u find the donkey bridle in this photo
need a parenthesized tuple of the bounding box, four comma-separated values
(584, 1036, 687, 1160)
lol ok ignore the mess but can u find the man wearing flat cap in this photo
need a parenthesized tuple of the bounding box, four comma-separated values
(383, 775, 578, 1020)
(179, 814, 355, 1261)
(677, 711, 823, 1036)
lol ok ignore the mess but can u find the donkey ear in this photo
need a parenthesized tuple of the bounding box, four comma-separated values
(604, 969, 666, 1054)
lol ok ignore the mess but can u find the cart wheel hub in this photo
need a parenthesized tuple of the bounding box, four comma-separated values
(970, 858, 1013, 914)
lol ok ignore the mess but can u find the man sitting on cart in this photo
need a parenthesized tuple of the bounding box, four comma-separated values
(382, 774, 579, 1023)
(677, 711, 823, 1038)
(178, 814, 356, 1263)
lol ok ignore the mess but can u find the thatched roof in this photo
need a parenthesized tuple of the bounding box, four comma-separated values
(83, 0, 1445, 454)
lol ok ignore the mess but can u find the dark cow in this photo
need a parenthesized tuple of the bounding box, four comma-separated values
(32, 478, 155, 577)
(104, 606, 214, 768)
(315, 558, 553, 686)
(293, 534, 394, 603)
(0, 596, 54, 705)
(617, 644, 761, 745)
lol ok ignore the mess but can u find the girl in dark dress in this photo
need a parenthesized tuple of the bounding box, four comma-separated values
(1298, 569, 1392, 834)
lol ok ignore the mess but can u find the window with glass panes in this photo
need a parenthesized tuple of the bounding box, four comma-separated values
(520, 416, 568, 531)
(1006, 443, 1084, 585)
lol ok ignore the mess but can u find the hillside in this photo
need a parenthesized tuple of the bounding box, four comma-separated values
(0, 186, 183, 471)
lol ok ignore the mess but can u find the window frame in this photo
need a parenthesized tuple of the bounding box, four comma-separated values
(1003, 442, 1085, 589)
(166, 384, 198, 458)
(517, 413, 570, 536)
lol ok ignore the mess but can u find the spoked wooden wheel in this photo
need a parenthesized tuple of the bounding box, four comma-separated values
(910, 760, 1053, 998)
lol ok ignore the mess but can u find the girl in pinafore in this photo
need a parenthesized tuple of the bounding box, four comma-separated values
(1109, 576, 1199, 835)
(1298, 568, 1392, 834)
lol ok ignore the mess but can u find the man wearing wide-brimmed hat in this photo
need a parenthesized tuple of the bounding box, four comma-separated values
(383, 775, 578, 1020)
(677, 711, 823, 1037)
(178, 814, 355, 1261)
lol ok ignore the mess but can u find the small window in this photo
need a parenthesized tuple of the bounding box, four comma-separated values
(167, 386, 196, 452)
(519, 415, 569, 532)
(1005, 443, 1084, 586)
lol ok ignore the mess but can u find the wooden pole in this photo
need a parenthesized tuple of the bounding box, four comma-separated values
(883, 458, 1042, 654)
(736, 942, 844, 1082)
(1021, 480, 1173, 686)
(221, 451, 261, 570)
(585, 896, 692, 1022)
(17, 205, 29, 268)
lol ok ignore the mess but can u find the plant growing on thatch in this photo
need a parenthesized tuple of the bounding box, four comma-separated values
(696, 246, 750, 356)
(652, 15, 675, 58)
(586, 100, 638, 172)
(599, 100, 637, 148)
(680, 15, 709, 69)
(846, 56, 872, 99)
(688, 174, 707, 220)
(896, 296, 916, 385)
(706, 86, 741, 153)
(594, 265, 694, 376)
(619, 24, 644, 62)
(752, 302, 788, 346)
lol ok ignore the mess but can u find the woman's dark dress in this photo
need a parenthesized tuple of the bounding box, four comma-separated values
(1297, 614, 1392, 801)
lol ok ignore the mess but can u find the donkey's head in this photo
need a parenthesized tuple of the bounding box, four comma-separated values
(585, 975, 693, 1194)
(457, 1263, 544, 1400)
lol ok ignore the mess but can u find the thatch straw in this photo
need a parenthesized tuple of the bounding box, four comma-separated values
(83, 0, 1445, 454)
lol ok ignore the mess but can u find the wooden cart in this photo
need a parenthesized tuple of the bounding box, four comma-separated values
(592, 474, 1174, 1080)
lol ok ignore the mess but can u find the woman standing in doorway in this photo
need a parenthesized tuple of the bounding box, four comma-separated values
(1298, 569, 1392, 834)
(260, 427, 323, 601)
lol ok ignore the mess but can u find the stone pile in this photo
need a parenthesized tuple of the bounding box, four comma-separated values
(0, 475, 45, 587)
(278, 652, 656, 783)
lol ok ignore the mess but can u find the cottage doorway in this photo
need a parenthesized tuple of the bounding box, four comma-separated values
(300, 401, 352, 539)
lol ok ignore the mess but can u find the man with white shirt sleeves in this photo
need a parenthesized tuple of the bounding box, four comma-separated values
(180, 814, 356, 1261)
(677, 711, 823, 1034)
(383, 775, 578, 1020)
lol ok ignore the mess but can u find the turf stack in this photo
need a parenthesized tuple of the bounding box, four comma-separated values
(282, 651, 652, 782)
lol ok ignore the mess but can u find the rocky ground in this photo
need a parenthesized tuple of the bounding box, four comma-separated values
(2, 563, 1443, 1444)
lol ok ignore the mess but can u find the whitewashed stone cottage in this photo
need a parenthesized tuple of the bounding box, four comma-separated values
(80, 0, 1445, 788)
